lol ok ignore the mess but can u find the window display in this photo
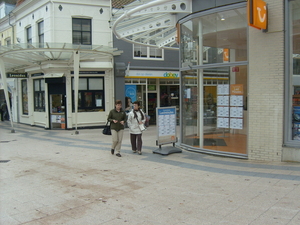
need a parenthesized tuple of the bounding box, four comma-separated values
(180, 5, 248, 156)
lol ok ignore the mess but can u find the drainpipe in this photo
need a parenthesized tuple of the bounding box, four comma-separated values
(8, 12, 14, 44)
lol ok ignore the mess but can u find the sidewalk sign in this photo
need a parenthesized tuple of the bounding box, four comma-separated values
(153, 106, 182, 155)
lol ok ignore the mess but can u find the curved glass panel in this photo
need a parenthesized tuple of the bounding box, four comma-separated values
(180, 5, 248, 157)
(181, 7, 247, 67)
(290, 0, 300, 141)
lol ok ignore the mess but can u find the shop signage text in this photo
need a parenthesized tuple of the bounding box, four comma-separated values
(230, 84, 243, 95)
(163, 72, 179, 78)
(127, 70, 180, 78)
(248, 0, 268, 31)
(6, 73, 28, 78)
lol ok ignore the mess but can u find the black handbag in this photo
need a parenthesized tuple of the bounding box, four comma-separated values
(102, 121, 111, 135)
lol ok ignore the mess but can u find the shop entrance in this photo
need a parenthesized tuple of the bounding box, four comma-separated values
(46, 78, 66, 129)
(50, 94, 66, 129)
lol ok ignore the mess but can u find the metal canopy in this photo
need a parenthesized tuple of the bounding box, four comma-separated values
(0, 42, 122, 72)
(112, 0, 192, 50)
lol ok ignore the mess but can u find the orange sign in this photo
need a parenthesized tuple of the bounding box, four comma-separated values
(223, 49, 229, 62)
(248, 0, 268, 30)
(230, 84, 243, 95)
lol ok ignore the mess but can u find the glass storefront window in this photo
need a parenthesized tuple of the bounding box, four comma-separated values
(181, 66, 248, 155)
(21, 80, 28, 115)
(181, 8, 247, 67)
(180, 4, 248, 157)
(72, 77, 105, 112)
(290, 0, 300, 141)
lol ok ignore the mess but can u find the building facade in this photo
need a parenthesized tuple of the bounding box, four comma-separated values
(113, 35, 180, 125)
(112, 0, 300, 162)
(0, 0, 120, 130)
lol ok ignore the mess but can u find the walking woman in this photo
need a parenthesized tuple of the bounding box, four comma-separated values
(127, 101, 146, 155)
(107, 100, 127, 157)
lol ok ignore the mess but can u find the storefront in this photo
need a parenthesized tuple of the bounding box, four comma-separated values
(0, 43, 121, 131)
(283, 0, 300, 160)
(178, 3, 248, 158)
(125, 70, 180, 125)
(112, 0, 296, 161)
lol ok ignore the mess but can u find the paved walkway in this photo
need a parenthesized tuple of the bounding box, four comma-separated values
(1, 122, 300, 225)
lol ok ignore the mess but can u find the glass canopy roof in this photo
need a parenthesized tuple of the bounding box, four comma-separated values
(0, 43, 122, 72)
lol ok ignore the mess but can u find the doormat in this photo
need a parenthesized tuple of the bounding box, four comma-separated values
(185, 137, 227, 146)
(204, 138, 227, 146)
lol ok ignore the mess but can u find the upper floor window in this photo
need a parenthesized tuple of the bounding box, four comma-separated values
(133, 43, 163, 60)
(72, 18, 91, 45)
(26, 26, 32, 44)
(5, 38, 11, 46)
(38, 21, 44, 44)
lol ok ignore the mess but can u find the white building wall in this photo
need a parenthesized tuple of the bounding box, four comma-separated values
(9, 0, 115, 129)
(15, 0, 112, 46)
(248, 0, 284, 161)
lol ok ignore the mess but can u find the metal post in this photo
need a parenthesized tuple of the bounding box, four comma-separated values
(73, 51, 80, 134)
(0, 58, 15, 133)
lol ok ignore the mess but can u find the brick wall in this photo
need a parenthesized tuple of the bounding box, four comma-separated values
(248, 0, 284, 161)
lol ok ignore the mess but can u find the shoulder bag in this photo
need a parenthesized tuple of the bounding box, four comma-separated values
(102, 121, 111, 135)
(135, 113, 146, 132)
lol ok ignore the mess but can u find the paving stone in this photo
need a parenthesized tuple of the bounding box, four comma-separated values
(1, 123, 300, 224)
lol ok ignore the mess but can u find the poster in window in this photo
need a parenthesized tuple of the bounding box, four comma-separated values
(96, 99, 102, 107)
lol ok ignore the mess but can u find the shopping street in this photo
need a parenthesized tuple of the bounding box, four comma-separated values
(1, 122, 300, 224)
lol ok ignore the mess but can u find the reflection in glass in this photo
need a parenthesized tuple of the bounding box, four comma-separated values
(180, 5, 248, 156)
(22, 80, 28, 114)
(95, 92, 103, 107)
(181, 8, 247, 67)
(291, 0, 300, 140)
(90, 78, 103, 90)
(181, 70, 198, 146)
(84, 92, 92, 107)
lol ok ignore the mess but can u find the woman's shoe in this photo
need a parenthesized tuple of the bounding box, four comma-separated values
(116, 153, 121, 157)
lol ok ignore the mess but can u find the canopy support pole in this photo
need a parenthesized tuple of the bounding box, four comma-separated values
(0, 58, 15, 133)
(73, 51, 80, 134)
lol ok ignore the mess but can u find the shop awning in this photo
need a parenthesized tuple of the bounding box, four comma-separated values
(0, 42, 122, 72)
(80, 62, 113, 68)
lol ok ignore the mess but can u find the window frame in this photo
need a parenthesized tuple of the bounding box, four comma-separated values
(33, 79, 45, 112)
(133, 44, 164, 60)
(72, 77, 105, 112)
(72, 18, 92, 45)
(38, 20, 44, 44)
(5, 37, 11, 46)
(26, 26, 32, 44)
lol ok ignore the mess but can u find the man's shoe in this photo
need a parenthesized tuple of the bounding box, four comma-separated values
(116, 153, 121, 157)
(111, 149, 115, 155)
(132, 150, 137, 153)
(138, 151, 142, 155)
